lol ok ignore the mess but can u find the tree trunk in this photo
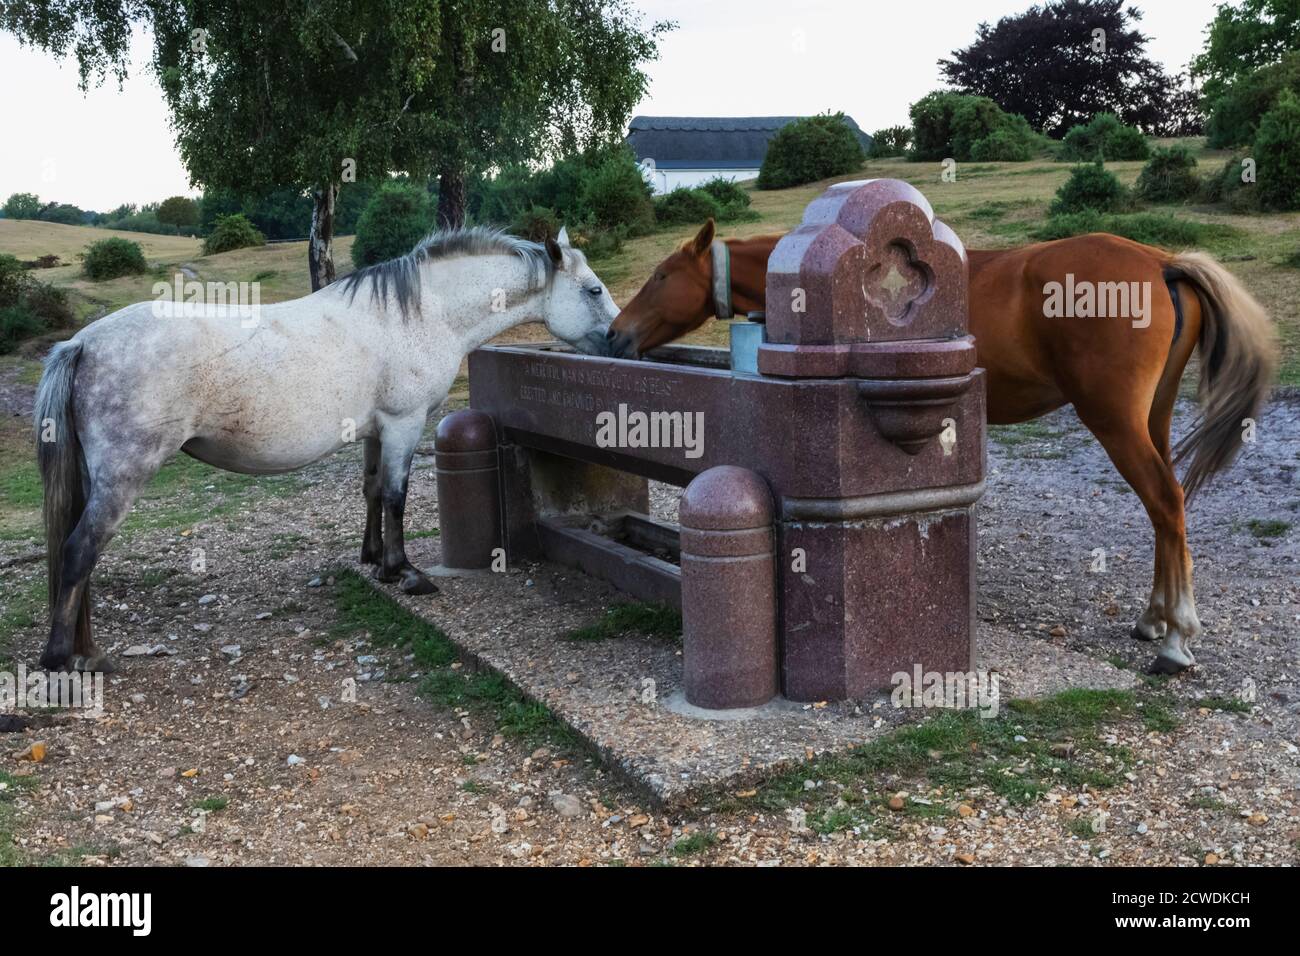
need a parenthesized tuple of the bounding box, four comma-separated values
(309, 183, 339, 292)
(436, 164, 467, 231)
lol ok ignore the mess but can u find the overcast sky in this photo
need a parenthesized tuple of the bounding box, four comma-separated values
(0, 0, 1224, 210)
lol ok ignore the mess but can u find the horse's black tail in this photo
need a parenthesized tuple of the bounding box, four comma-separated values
(34, 338, 87, 618)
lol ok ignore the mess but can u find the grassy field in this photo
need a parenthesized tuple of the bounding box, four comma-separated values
(2, 138, 1298, 383)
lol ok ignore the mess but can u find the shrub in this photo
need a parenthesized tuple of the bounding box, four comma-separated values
(1032, 211, 1241, 248)
(1135, 146, 1200, 204)
(102, 211, 182, 236)
(0, 253, 73, 352)
(1201, 155, 1260, 212)
(576, 152, 654, 232)
(1049, 161, 1128, 216)
(38, 203, 86, 225)
(350, 182, 435, 267)
(81, 237, 148, 280)
(654, 188, 722, 226)
(3, 192, 41, 219)
(1058, 114, 1149, 162)
(510, 205, 561, 242)
(697, 177, 750, 210)
(970, 128, 1034, 161)
(868, 126, 912, 158)
(202, 213, 266, 256)
(908, 92, 1038, 162)
(757, 113, 864, 189)
(1254, 91, 1300, 211)
(0, 305, 46, 353)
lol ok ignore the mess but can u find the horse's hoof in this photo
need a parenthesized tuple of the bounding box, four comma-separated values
(38, 649, 68, 671)
(1147, 652, 1193, 676)
(79, 652, 116, 674)
(400, 572, 438, 596)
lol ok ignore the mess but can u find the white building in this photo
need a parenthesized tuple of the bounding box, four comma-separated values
(626, 116, 874, 195)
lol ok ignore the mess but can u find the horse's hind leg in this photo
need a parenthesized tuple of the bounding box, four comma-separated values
(374, 414, 438, 595)
(41, 479, 146, 672)
(360, 436, 382, 565)
(1077, 410, 1199, 673)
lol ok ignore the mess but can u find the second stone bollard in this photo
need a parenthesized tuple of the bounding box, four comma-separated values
(434, 410, 501, 569)
(679, 466, 778, 709)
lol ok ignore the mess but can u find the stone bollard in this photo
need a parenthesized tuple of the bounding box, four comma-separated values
(434, 410, 501, 569)
(679, 466, 778, 709)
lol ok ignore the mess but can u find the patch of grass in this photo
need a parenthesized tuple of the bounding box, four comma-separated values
(0, 769, 38, 867)
(460, 780, 490, 794)
(564, 602, 682, 643)
(1199, 695, 1251, 714)
(1140, 696, 1179, 733)
(1187, 794, 1231, 812)
(1067, 817, 1096, 838)
(670, 831, 718, 857)
(1245, 518, 1290, 540)
(331, 569, 576, 747)
(753, 688, 1142, 835)
(192, 795, 229, 812)
(0, 575, 45, 668)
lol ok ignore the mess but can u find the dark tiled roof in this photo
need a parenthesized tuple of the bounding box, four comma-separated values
(627, 115, 872, 167)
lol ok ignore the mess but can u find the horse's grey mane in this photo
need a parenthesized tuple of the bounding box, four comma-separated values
(339, 225, 556, 318)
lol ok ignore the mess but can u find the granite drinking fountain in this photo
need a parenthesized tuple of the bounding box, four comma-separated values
(435, 178, 986, 709)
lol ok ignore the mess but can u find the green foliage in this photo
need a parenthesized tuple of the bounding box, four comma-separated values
(1049, 161, 1129, 215)
(757, 113, 864, 189)
(1058, 114, 1149, 162)
(654, 187, 721, 226)
(509, 205, 561, 242)
(3, 192, 41, 219)
(155, 195, 199, 229)
(37, 202, 86, 225)
(1200, 155, 1260, 212)
(1254, 91, 1300, 211)
(970, 126, 1034, 161)
(940, 0, 1196, 135)
(201, 213, 266, 256)
(1191, 0, 1300, 105)
(0, 253, 73, 352)
(80, 236, 147, 280)
(1204, 52, 1300, 148)
(697, 176, 750, 210)
(101, 210, 183, 235)
(1032, 210, 1241, 249)
(350, 182, 435, 268)
(908, 92, 1037, 162)
(867, 125, 912, 158)
(1135, 146, 1200, 204)
(576, 150, 655, 231)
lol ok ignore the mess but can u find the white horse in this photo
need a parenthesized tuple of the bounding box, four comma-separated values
(34, 227, 619, 672)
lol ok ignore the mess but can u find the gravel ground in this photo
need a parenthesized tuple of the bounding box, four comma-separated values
(1, 366, 1297, 866)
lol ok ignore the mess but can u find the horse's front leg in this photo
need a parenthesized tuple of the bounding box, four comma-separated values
(359, 436, 383, 565)
(375, 416, 438, 595)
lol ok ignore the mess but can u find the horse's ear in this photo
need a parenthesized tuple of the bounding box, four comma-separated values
(556, 225, 571, 246)
(691, 218, 716, 257)
(545, 236, 565, 269)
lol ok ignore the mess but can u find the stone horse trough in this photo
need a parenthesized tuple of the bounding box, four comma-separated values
(365, 180, 1134, 801)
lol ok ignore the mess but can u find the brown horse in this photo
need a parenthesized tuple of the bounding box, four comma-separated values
(607, 219, 1277, 675)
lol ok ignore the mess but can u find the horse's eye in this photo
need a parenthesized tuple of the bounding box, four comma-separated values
(588, 286, 602, 296)
(655, 273, 665, 281)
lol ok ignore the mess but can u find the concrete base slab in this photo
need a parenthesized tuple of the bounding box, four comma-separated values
(356, 540, 1138, 806)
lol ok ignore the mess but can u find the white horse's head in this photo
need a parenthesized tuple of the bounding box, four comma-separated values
(540, 227, 619, 356)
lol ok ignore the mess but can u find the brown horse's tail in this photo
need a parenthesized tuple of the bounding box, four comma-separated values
(1163, 252, 1278, 501)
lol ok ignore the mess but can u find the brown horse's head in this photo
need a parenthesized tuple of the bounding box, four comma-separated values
(608, 220, 718, 358)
